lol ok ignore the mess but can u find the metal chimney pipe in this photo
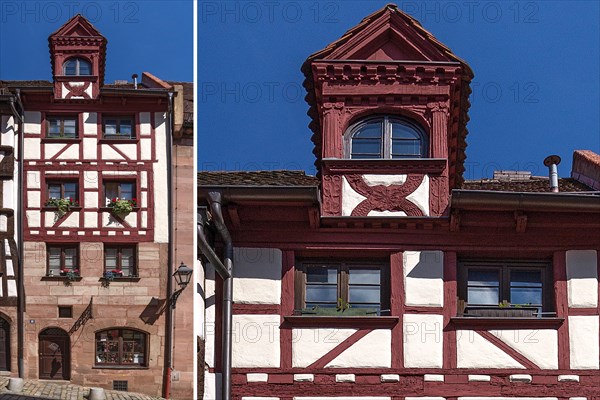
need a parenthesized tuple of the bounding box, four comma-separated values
(132, 74, 138, 89)
(543, 155, 562, 193)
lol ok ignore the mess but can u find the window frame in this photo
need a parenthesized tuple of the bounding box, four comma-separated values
(458, 260, 553, 317)
(295, 260, 390, 316)
(94, 328, 148, 368)
(103, 180, 136, 206)
(102, 116, 136, 139)
(63, 57, 92, 76)
(46, 244, 80, 277)
(344, 115, 428, 159)
(104, 245, 137, 277)
(47, 181, 79, 203)
(46, 115, 79, 139)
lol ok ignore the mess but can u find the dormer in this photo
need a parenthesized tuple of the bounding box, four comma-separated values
(302, 4, 473, 218)
(49, 14, 107, 101)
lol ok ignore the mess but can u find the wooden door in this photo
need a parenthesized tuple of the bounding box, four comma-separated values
(39, 328, 69, 380)
(0, 318, 9, 371)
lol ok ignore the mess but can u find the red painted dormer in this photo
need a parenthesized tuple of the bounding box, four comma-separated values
(49, 14, 107, 100)
(302, 4, 473, 217)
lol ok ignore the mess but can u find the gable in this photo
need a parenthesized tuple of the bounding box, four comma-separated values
(49, 14, 104, 39)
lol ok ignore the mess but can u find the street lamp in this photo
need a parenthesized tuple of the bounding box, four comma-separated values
(171, 262, 192, 308)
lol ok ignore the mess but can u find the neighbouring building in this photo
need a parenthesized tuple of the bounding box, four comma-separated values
(0, 15, 194, 398)
(198, 4, 600, 399)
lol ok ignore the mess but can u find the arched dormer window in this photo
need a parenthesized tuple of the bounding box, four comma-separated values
(346, 116, 428, 159)
(63, 58, 92, 76)
(95, 328, 147, 367)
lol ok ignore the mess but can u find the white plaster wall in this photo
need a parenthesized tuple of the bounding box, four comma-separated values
(102, 213, 124, 228)
(204, 265, 217, 368)
(123, 211, 138, 228)
(405, 174, 429, 216)
(83, 138, 97, 159)
(27, 171, 40, 189)
(27, 190, 40, 209)
(292, 328, 356, 368)
(491, 329, 558, 369)
(404, 250, 444, 307)
(56, 144, 79, 160)
(84, 192, 98, 209)
(84, 212, 97, 228)
(368, 210, 406, 217)
(1, 116, 16, 146)
(24, 138, 40, 160)
(231, 314, 280, 368)
(406, 398, 446, 400)
(140, 138, 152, 160)
(45, 143, 67, 159)
(83, 171, 98, 189)
(24, 111, 41, 134)
(112, 143, 137, 159)
(196, 259, 206, 340)
(83, 112, 97, 135)
(141, 171, 148, 188)
(26, 211, 40, 228)
(233, 247, 282, 304)
(139, 112, 151, 135)
(101, 145, 125, 160)
(569, 315, 599, 369)
(153, 112, 168, 243)
(363, 174, 407, 186)
(456, 330, 525, 369)
(403, 314, 443, 368)
(326, 329, 391, 368)
(0, 216, 6, 232)
(4, 181, 14, 208)
(141, 192, 148, 208)
(341, 176, 366, 216)
(58, 212, 79, 228)
(566, 250, 598, 308)
(203, 371, 220, 400)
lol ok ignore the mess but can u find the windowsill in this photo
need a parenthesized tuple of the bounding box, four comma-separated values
(41, 138, 81, 143)
(450, 317, 564, 329)
(41, 276, 83, 282)
(99, 207, 140, 213)
(284, 315, 399, 328)
(99, 277, 141, 282)
(92, 365, 148, 370)
(42, 206, 82, 212)
(98, 138, 138, 144)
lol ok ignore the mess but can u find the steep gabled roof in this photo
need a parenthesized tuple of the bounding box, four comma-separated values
(302, 4, 473, 186)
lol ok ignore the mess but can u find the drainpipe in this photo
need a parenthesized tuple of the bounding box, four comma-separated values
(197, 210, 230, 280)
(207, 192, 233, 400)
(543, 155, 561, 193)
(11, 91, 25, 378)
(163, 92, 175, 399)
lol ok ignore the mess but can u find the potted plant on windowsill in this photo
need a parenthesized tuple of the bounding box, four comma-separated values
(465, 301, 538, 318)
(59, 269, 80, 286)
(100, 269, 123, 287)
(299, 298, 379, 317)
(46, 197, 78, 217)
(107, 197, 137, 217)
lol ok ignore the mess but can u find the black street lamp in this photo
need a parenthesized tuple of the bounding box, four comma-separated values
(171, 262, 192, 308)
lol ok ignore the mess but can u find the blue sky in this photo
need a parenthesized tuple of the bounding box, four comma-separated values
(199, 1, 600, 179)
(0, 1, 193, 83)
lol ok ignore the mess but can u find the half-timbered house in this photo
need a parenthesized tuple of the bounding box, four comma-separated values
(198, 4, 600, 399)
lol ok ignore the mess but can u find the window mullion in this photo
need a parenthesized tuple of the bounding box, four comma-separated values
(383, 117, 391, 158)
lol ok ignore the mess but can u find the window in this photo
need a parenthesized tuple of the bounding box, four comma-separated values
(63, 58, 92, 76)
(95, 328, 147, 367)
(47, 181, 78, 202)
(458, 260, 553, 317)
(346, 116, 428, 159)
(296, 261, 389, 316)
(104, 181, 135, 206)
(47, 116, 78, 138)
(104, 245, 137, 277)
(58, 306, 73, 318)
(47, 245, 79, 277)
(103, 117, 135, 139)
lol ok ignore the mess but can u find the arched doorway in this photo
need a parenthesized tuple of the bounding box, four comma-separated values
(39, 328, 70, 380)
(0, 317, 10, 371)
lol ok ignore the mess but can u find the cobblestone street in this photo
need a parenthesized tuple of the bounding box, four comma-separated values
(0, 378, 166, 400)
